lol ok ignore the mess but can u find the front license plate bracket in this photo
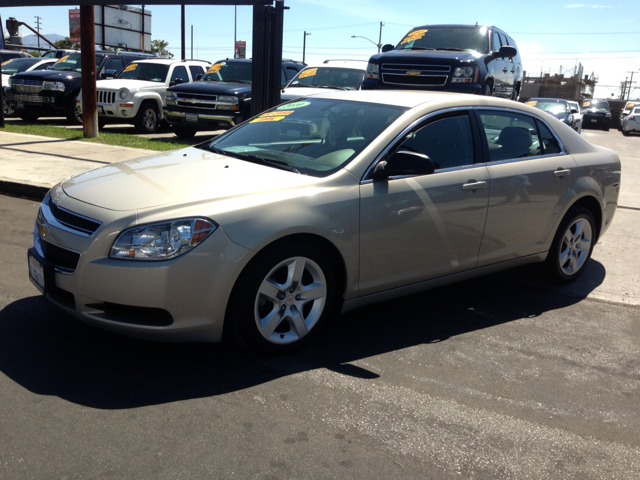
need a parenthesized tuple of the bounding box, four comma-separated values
(27, 247, 55, 294)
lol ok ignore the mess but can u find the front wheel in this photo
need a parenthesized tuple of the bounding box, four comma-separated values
(227, 243, 338, 354)
(172, 125, 197, 139)
(544, 207, 596, 284)
(134, 102, 159, 134)
(3, 99, 16, 117)
(66, 94, 83, 125)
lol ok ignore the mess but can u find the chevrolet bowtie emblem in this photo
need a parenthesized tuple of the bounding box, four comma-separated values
(38, 223, 50, 238)
(406, 70, 421, 76)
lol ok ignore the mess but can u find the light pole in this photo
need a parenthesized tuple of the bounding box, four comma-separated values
(626, 71, 638, 102)
(351, 22, 384, 53)
(303, 31, 311, 63)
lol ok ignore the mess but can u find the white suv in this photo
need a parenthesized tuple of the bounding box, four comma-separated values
(80, 59, 211, 133)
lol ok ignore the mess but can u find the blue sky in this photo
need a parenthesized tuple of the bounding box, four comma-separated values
(2, 0, 639, 99)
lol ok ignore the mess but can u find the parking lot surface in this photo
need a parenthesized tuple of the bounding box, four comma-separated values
(0, 128, 639, 478)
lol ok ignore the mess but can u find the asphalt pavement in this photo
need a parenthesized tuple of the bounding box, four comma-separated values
(0, 125, 639, 478)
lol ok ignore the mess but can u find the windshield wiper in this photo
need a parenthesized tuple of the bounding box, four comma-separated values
(197, 146, 301, 174)
(439, 47, 468, 52)
(408, 47, 436, 51)
(314, 84, 348, 91)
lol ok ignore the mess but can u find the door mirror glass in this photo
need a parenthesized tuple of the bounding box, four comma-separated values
(373, 150, 435, 179)
(496, 45, 517, 58)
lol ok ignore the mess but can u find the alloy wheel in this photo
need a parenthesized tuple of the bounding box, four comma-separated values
(558, 217, 592, 276)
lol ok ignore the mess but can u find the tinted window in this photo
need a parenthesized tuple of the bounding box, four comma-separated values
(491, 32, 501, 51)
(582, 99, 609, 111)
(396, 26, 490, 54)
(399, 115, 475, 170)
(537, 121, 561, 155)
(285, 66, 300, 81)
(0, 58, 41, 74)
(171, 65, 188, 83)
(288, 67, 365, 91)
(117, 62, 169, 82)
(478, 111, 541, 161)
(201, 61, 252, 83)
(50, 53, 104, 73)
(104, 57, 123, 73)
(33, 62, 53, 71)
(189, 65, 205, 79)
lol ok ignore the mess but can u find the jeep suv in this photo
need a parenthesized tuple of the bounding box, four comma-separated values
(361, 24, 522, 99)
(7, 51, 153, 124)
(163, 58, 305, 138)
(79, 58, 211, 133)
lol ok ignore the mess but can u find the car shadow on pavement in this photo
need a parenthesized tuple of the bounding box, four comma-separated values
(0, 261, 606, 410)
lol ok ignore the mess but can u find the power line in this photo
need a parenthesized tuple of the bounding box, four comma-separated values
(512, 31, 640, 35)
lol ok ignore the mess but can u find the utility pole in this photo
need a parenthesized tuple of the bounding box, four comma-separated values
(181, 4, 185, 60)
(234, 6, 237, 57)
(378, 21, 384, 53)
(627, 71, 638, 102)
(34, 15, 41, 48)
(303, 31, 310, 64)
(191, 25, 193, 60)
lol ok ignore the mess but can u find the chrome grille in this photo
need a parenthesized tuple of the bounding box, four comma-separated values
(10, 79, 44, 93)
(382, 74, 448, 86)
(381, 63, 451, 72)
(174, 92, 220, 109)
(43, 195, 102, 237)
(11, 93, 44, 103)
(97, 90, 116, 104)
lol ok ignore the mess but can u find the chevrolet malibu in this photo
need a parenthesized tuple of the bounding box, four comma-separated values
(28, 91, 621, 354)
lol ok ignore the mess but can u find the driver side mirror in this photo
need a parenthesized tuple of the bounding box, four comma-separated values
(195, 74, 203, 81)
(100, 69, 117, 79)
(372, 150, 435, 180)
(495, 45, 517, 58)
(381, 44, 394, 53)
(170, 78, 185, 87)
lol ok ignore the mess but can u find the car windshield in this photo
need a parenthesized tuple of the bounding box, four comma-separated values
(395, 26, 490, 53)
(0, 58, 42, 74)
(200, 98, 407, 177)
(201, 61, 252, 83)
(582, 100, 609, 111)
(116, 62, 170, 82)
(528, 101, 567, 115)
(287, 67, 365, 91)
(50, 53, 104, 72)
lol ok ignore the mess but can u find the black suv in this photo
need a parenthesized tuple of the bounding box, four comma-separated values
(163, 58, 305, 138)
(361, 24, 522, 99)
(7, 51, 153, 124)
(581, 99, 612, 131)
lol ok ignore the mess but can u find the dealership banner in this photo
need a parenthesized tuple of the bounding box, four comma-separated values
(69, 8, 80, 43)
(235, 41, 246, 59)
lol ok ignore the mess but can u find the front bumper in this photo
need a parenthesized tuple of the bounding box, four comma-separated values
(163, 107, 239, 131)
(8, 90, 67, 116)
(32, 188, 253, 344)
(582, 114, 611, 129)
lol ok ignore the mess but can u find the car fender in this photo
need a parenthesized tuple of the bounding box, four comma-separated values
(130, 91, 164, 118)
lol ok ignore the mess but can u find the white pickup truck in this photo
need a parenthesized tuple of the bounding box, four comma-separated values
(79, 58, 211, 133)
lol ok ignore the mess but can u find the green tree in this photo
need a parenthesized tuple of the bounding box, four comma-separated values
(151, 39, 173, 58)
(54, 37, 80, 49)
(28, 51, 42, 57)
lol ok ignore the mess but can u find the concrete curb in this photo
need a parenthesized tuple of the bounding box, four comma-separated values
(0, 180, 49, 202)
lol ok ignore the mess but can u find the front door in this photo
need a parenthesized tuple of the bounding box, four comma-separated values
(359, 113, 490, 296)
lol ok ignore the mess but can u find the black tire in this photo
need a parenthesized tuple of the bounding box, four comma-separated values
(66, 94, 83, 125)
(172, 125, 197, 139)
(622, 130, 629, 136)
(226, 242, 338, 355)
(482, 83, 493, 96)
(603, 125, 610, 132)
(19, 113, 39, 122)
(134, 101, 159, 134)
(3, 99, 16, 117)
(544, 206, 596, 284)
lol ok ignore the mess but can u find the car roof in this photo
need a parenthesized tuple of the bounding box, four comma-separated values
(131, 59, 210, 65)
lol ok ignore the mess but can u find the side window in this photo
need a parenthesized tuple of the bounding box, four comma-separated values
(34, 62, 52, 71)
(171, 65, 188, 84)
(285, 66, 299, 82)
(188, 65, 204, 80)
(536, 120, 562, 155)
(104, 57, 123, 73)
(399, 115, 475, 170)
(478, 110, 541, 161)
(281, 68, 287, 86)
(491, 32, 502, 51)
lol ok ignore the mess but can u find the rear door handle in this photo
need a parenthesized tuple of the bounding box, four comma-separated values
(503, 68, 508, 73)
(554, 169, 571, 177)
(462, 181, 487, 191)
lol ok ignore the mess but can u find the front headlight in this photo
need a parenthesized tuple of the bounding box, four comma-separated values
(118, 88, 130, 100)
(42, 81, 65, 92)
(454, 67, 474, 77)
(110, 218, 217, 261)
(366, 63, 379, 80)
(218, 95, 239, 103)
(605, 112, 611, 118)
(166, 90, 177, 98)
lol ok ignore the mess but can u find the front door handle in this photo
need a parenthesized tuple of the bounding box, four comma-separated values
(462, 180, 487, 191)
(503, 68, 508, 73)
(554, 168, 571, 177)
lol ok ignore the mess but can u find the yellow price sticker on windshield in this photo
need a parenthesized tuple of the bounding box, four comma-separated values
(525, 100, 537, 106)
(298, 68, 317, 79)
(401, 29, 427, 44)
(207, 63, 223, 74)
(56, 55, 69, 63)
(582, 101, 591, 107)
(250, 110, 294, 123)
(123, 63, 138, 72)
(1, 59, 13, 66)
(626, 103, 635, 109)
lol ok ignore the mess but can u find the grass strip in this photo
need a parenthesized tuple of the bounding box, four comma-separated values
(2, 123, 192, 152)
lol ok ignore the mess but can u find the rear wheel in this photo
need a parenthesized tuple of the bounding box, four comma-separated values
(227, 242, 338, 355)
(134, 102, 159, 134)
(544, 206, 596, 284)
(622, 130, 629, 136)
(172, 125, 197, 139)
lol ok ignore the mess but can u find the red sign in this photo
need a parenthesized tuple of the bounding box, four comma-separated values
(69, 8, 81, 43)
(235, 41, 246, 59)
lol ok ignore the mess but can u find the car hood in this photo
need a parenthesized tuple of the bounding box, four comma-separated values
(96, 79, 164, 91)
(61, 146, 318, 211)
(370, 49, 484, 65)
(11, 69, 79, 81)
(168, 80, 251, 96)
